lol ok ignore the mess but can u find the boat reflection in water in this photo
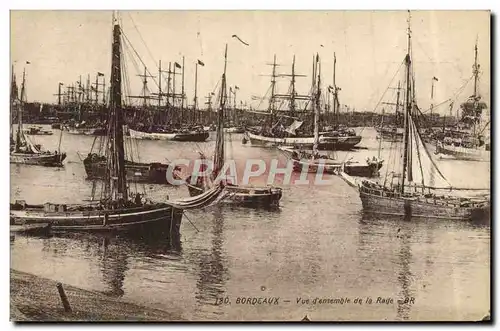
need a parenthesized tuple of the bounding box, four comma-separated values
(32, 231, 181, 297)
(188, 209, 229, 315)
(357, 214, 415, 321)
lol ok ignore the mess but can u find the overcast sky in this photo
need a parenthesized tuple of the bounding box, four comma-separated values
(10, 10, 490, 114)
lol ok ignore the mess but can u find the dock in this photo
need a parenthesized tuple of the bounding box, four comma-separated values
(10, 269, 183, 321)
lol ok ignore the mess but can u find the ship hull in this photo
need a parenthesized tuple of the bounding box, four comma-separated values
(83, 157, 177, 184)
(279, 146, 382, 177)
(359, 186, 490, 222)
(435, 142, 490, 162)
(10, 152, 66, 167)
(225, 127, 245, 134)
(188, 183, 282, 209)
(129, 128, 209, 142)
(344, 163, 383, 177)
(10, 202, 183, 237)
(245, 131, 361, 150)
(65, 127, 106, 136)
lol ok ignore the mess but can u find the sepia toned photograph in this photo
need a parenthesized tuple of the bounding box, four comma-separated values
(9, 9, 491, 322)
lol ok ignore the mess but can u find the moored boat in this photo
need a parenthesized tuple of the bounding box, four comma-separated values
(23, 126, 53, 135)
(129, 126, 209, 141)
(10, 68, 66, 167)
(83, 153, 181, 184)
(186, 44, 283, 209)
(278, 54, 382, 178)
(353, 12, 490, 223)
(243, 54, 361, 151)
(10, 15, 226, 236)
(433, 40, 490, 162)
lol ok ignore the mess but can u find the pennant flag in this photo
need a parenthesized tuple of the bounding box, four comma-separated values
(231, 34, 249, 46)
(98, 72, 104, 76)
(26, 61, 31, 64)
(234, 86, 239, 90)
(197, 59, 205, 66)
(433, 76, 439, 81)
(174, 62, 182, 69)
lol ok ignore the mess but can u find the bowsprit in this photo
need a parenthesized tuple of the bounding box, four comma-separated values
(235, 297, 280, 305)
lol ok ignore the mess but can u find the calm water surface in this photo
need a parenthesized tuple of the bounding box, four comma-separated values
(10, 126, 490, 321)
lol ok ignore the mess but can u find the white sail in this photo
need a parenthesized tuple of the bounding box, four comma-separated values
(284, 120, 303, 135)
(408, 114, 450, 189)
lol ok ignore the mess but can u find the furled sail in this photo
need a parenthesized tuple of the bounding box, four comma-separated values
(166, 183, 228, 210)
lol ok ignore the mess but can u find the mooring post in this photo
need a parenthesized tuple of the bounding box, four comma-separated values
(56, 282, 72, 312)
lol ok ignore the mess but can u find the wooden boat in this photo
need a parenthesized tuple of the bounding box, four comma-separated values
(186, 44, 282, 209)
(10, 68, 66, 167)
(129, 126, 209, 142)
(433, 41, 490, 162)
(245, 129, 361, 150)
(10, 15, 226, 236)
(435, 141, 489, 161)
(83, 153, 181, 184)
(23, 126, 53, 135)
(376, 126, 403, 142)
(353, 12, 490, 222)
(225, 126, 245, 134)
(278, 55, 382, 178)
(64, 123, 106, 136)
(243, 54, 361, 151)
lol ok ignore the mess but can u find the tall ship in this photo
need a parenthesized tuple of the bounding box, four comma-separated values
(10, 14, 225, 235)
(10, 66, 67, 167)
(244, 54, 362, 150)
(279, 53, 383, 177)
(354, 12, 490, 222)
(127, 59, 209, 142)
(186, 44, 282, 209)
(434, 40, 490, 161)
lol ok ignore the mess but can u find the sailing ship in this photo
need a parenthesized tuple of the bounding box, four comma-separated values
(128, 125, 209, 141)
(23, 125, 53, 136)
(64, 123, 107, 136)
(10, 15, 226, 235)
(375, 83, 404, 142)
(186, 44, 282, 209)
(279, 54, 383, 178)
(127, 60, 210, 142)
(434, 40, 490, 161)
(83, 152, 181, 185)
(244, 54, 362, 151)
(10, 67, 67, 167)
(355, 12, 490, 222)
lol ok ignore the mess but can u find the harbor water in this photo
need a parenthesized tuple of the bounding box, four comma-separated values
(10, 126, 490, 321)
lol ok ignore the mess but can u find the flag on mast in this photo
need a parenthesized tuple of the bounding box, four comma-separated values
(174, 62, 182, 69)
(197, 59, 205, 66)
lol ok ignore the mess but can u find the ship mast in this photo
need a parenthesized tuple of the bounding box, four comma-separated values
(213, 44, 228, 177)
(473, 38, 479, 99)
(290, 55, 296, 114)
(16, 68, 26, 151)
(108, 16, 128, 203)
(268, 54, 278, 127)
(312, 54, 321, 157)
(401, 11, 413, 194)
